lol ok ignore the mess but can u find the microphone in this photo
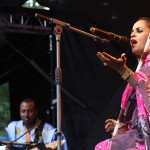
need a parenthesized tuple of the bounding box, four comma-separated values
(90, 27, 130, 46)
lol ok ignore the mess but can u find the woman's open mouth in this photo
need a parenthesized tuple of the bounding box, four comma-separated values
(130, 39, 137, 47)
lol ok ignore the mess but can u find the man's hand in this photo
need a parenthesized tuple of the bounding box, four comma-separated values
(5, 144, 11, 150)
(30, 140, 65, 150)
(30, 147, 40, 150)
(45, 140, 65, 150)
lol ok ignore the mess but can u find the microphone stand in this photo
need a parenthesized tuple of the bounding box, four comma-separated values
(54, 25, 62, 150)
(35, 13, 110, 150)
(35, 13, 110, 44)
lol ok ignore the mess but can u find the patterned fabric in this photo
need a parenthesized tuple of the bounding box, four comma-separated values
(121, 54, 150, 149)
(6, 119, 68, 150)
(95, 139, 112, 150)
(95, 54, 150, 150)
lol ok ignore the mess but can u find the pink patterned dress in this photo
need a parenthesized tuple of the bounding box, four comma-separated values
(95, 54, 150, 150)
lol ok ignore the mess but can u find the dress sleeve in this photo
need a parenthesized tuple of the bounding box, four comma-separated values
(135, 64, 150, 114)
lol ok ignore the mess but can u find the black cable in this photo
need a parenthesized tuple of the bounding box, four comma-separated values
(10, 127, 35, 143)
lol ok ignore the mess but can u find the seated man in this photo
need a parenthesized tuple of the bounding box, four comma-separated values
(5, 98, 68, 150)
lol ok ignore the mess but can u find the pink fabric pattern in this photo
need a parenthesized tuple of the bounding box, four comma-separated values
(120, 53, 150, 149)
(121, 54, 150, 111)
(136, 143, 146, 150)
(95, 53, 150, 150)
(95, 139, 112, 150)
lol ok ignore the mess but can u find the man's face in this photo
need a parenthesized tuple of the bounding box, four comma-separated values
(20, 102, 38, 125)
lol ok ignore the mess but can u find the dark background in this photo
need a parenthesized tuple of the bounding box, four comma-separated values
(0, 0, 149, 149)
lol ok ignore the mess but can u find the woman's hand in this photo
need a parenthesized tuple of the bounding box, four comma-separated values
(97, 52, 127, 73)
(105, 119, 117, 132)
(105, 119, 129, 134)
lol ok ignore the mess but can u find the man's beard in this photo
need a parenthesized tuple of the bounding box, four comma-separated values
(23, 118, 37, 126)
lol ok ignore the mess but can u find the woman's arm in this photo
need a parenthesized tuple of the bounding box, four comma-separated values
(97, 52, 137, 88)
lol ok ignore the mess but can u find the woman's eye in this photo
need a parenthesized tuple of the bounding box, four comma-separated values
(137, 28, 143, 33)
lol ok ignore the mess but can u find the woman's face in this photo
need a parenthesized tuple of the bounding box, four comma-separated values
(130, 20, 150, 57)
